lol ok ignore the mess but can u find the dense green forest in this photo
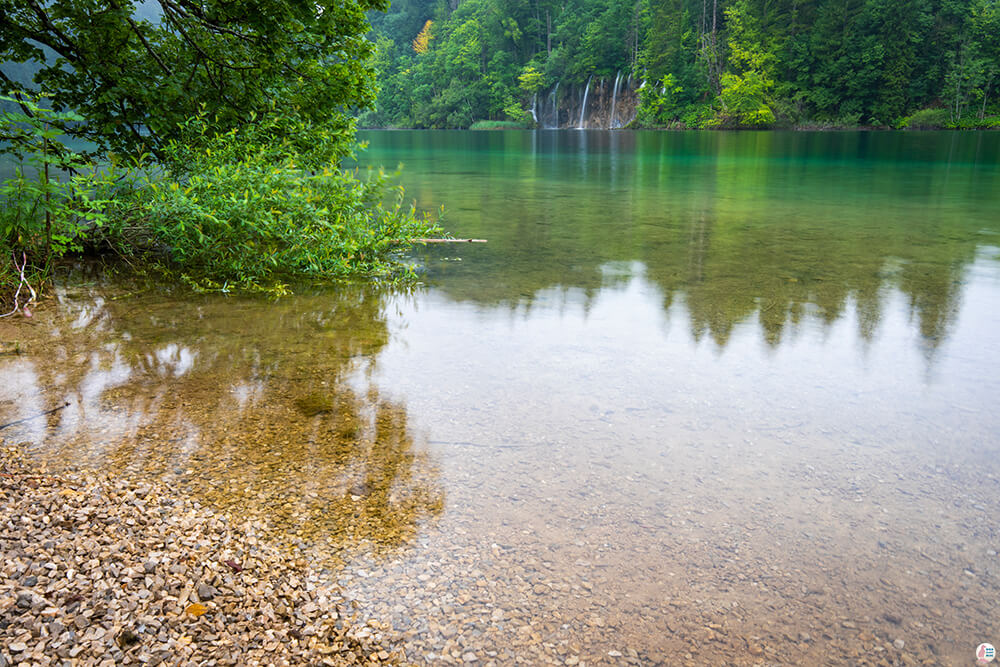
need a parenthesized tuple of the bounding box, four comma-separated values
(362, 0, 1000, 128)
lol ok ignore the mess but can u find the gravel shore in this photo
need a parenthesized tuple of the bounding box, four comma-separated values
(0, 445, 401, 666)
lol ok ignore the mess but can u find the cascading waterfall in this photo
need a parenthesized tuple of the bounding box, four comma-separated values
(548, 81, 560, 128)
(530, 92, 538, 124)
(624, 79, 644, 127)
(609, 71, 622, 129)
(577, 75, 592, 129)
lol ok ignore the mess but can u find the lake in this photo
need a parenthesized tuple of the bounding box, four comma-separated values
(3, 129, 1000, 664)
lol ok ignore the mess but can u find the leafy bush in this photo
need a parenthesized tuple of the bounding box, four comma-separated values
(93, 113, 441, 291)
(635, 74, 689, 126)
(469, 120, 529, 130)
(681, 103, 718, 129)
(950, 114, 1000, 129)
(0, 93, 111, 310)
(714, 71, 776, 127)
(900, 108, 951, 129)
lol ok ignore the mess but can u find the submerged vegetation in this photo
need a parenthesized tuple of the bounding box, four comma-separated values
(0, 1, 440, 308)
(363, 0, 1000, 129)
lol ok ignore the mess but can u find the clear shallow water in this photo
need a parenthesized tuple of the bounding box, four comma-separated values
(3, 130, 1000, 665)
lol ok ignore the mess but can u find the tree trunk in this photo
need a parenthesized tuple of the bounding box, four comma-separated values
(981, 74, 993, 121)
(547, 10, 552, 54)
(43, 133, 51, 270)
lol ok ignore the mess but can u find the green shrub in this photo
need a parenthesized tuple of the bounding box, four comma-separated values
(92, 112, 440, 291)
(714, 71, 776, 127)
(0, 93, 110, 308)
(901, 108, 952, 129)
(469, 120, 529, 130)
(950, 114, 1000, 129)
(680, 103, 717, 129)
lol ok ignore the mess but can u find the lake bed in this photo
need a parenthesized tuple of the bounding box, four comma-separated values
(3, 129, 999, 665)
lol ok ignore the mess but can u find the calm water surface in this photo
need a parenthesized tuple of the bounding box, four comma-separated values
(3, 130, 1000, 665)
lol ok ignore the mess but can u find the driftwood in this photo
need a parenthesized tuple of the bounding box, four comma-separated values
(412, 238, 487, 243)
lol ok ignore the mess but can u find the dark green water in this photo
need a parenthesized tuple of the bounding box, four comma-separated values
(3, 130, 1000, 664)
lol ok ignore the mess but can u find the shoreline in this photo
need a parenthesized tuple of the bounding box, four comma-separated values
(0, 444, 402, 666)
(358, 125, 1000, 132)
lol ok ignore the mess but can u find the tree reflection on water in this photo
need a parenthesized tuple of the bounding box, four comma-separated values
(0, 281, 443, 561)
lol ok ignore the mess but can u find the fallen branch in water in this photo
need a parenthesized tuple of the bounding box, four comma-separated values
(411, 238, 487, 243)
(0, 402, 70, 430)
(0, 252, 38, 319)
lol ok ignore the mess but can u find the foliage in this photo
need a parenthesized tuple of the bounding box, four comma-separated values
(715, 71, 776, 126)
(0, 0, 384, 159)
(365, 0, 1000, 129)
(635, 74, 689, 125)
(899, 107, 1000, 129)
(469, 120, 532, 129)
(900, 108, 953, 129)
(413, 20, 434, 54)
(1, 2, 441, 303)
(518, 66, 546, 95)
(0, 94, 108, 263)
(91, 113, 441, 291)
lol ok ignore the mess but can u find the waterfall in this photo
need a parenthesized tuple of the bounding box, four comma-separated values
(548, 81, 560, 128)
(530, 92, 538, 124)
(609, 71, 622, 129)
(577, 75, 592, 129)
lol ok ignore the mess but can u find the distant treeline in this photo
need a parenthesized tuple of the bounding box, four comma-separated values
(363, 0, 1000, 129)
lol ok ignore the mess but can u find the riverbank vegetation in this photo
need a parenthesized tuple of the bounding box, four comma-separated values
(362, 0, 1000, 130)
(0, 1, 439, 310)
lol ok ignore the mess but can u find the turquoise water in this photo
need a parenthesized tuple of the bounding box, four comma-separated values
(3, 129, 1000, 664)
(359, 130, 999, 353)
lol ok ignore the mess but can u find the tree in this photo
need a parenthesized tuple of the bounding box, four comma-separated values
(0, 0, 386, 160)
(413, 19, 434, 53)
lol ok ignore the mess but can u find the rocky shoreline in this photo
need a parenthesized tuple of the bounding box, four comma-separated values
(0, 445, 401, 666)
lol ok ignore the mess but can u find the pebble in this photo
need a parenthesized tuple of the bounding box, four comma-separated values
(196, 582, 216, 600)
(0, 446, 398, 665)
(894, 639, 905, 650)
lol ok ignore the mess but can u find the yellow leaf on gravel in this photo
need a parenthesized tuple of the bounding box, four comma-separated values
(185, 603, 208, 617)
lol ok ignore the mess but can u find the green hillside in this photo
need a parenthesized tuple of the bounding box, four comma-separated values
(363, 0, 1000, 129)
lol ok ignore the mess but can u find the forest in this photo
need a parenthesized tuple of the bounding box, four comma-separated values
(362, 0, 1000, 129)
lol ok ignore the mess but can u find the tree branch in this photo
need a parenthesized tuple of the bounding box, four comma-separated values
(113, 2, 174, 77)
